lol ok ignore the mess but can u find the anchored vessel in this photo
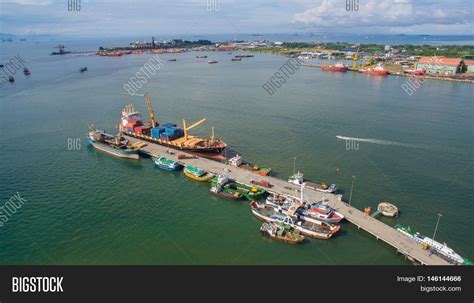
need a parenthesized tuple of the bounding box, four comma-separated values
(120, 93, 227, 157)
(395, 224, 472, 265)
(86, 125, 140, 159)
(359, 63, 389, 75)
(321, 62, 348, 72)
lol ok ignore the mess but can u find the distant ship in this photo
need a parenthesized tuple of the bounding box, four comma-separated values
(50, 44, 71, 55)
(23, 67, 31, 75)
(208, 60, 218, 64)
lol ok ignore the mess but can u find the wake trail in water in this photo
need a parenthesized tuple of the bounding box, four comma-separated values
(336, 135, 418, 148)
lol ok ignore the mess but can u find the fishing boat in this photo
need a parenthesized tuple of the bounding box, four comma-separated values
(359, 63, 389, 75)
(208, 60, 218, 64)
(210, 175, 244, 200)
(298, 200, 344, 224)
(395, 224, 472, 265)
(321, 62, 348, 72)
(86, 125, 140, 159)
(260, 222, 305, 244)
(288, 171, 337, 193)
(153, 156, 181, 171)
(184, 166, 213, 181)
(23, 67, 31, 75)
(250, 201, 338, 239)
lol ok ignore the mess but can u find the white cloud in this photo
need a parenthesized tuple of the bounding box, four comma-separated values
(293, 0, 471, 29)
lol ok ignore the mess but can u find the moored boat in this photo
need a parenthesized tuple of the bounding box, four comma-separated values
(359, 63, 389, 75)
(260, 222, 305, 244)
(153, 156, 181, 171)
(288, 171, 337, 193)
(249, 201, 338, 239)
(184, 165, 214, 181)
(298, 200, 344, 224)
(86, 126, 140, 159)
(395, 224, 472, 265)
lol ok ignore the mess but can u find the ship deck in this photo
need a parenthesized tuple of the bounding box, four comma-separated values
(125, 135, 451, 265)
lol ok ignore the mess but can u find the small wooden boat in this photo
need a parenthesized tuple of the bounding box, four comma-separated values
(377, 202, 399, 217)
(184, 165, 214, 181)
(260, 222, 304, 244)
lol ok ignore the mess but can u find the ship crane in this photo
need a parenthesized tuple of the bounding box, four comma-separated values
(144, 92, 157, 127)
(352, 46, 360, 70)
(182, 117, 207, 140)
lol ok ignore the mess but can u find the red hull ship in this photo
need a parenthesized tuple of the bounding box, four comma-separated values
(321, 62, 348, 72)
(359, 63, 389, 75)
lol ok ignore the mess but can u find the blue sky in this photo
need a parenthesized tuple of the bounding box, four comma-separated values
(0, 0, 473, 37)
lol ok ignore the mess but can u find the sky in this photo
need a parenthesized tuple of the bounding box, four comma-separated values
(0, 0, 473, 37)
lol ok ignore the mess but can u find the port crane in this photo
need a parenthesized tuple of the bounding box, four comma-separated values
(182, 117, 207, 140)
(144, 92, 157, 127)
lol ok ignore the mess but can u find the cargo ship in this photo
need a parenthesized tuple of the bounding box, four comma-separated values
(86, 125, 141, 159)
(395, 224, 472, 265)
(120, 93, 227, 157)
(321, 62, 348, 72)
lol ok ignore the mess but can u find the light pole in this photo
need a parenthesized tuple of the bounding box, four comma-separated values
(349, 176, 355, 205)
(432, 213, 442, 240)
(293, 157, 296, 176)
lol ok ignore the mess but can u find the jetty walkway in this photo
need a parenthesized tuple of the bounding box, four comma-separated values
(125, 135, 451, 265)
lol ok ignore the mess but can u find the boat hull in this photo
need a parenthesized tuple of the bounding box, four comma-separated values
(184, 169, 213, 181)
(87, 139, 139, 159)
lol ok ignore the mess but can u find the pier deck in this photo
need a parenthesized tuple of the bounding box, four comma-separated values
(126, 135, 451, 265)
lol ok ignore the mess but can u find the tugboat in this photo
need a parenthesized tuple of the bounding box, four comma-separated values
(260, 222, 305, 244)
(153, 156, 181, 170)
(86, 124, 141, 159)
(184, 165, 214, 181)
(23, 67, 31, 75)
(359, 63, 389, 75)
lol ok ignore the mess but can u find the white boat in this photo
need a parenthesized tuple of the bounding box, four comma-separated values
(395, 224, 471, 265)
(228, 154, 242, 167)
(288, 171, 337, 193)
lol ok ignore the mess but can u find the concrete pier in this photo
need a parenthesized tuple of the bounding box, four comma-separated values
(125, 135, 451, 265)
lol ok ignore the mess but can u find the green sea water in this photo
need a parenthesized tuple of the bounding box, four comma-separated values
(0, 40, 472, 265)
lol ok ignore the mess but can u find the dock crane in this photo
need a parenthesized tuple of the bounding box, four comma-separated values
(182, 117, 207, 140)
(352, 46, 360, 70)
(144, 92, 157, 127)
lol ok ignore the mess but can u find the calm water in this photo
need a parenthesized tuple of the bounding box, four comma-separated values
(0, 40, 472, 264)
